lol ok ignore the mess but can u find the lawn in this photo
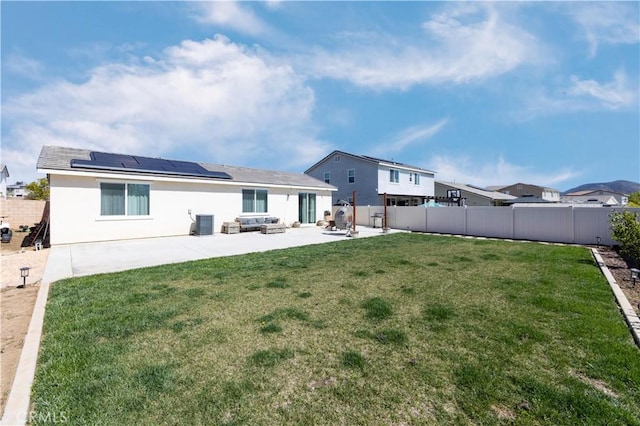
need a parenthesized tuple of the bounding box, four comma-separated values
(32, 233, 640, 425)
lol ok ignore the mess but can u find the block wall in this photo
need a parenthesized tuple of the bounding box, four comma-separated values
(0, 199, 47, 229)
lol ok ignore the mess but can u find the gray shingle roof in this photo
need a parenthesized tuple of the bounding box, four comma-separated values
(436, 181, 516, 201)
(305, 150, 436, 174)
(37, 145, 335, 190)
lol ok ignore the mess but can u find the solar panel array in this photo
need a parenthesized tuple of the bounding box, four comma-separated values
(71, 152, 232, 179)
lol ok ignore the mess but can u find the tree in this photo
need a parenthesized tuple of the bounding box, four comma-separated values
(26, 178, 50, 200)
(609, 210, 640, 267)
(629, 191, 640, 207)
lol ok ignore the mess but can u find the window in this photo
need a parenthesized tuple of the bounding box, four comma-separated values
(242, 189, 268, 213)
(414, 173, 420, 185)
(348, 169, 355, 183)
(389, 169, 399, 183)
(100, 183, 149, 216)
(335, 155, 341, 162)
(324, 172, 330, 184)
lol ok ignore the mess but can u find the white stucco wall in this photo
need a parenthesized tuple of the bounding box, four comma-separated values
(376, 167, 434, 196)
(49, 172, 333, 245)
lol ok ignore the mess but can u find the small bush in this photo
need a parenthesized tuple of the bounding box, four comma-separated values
(609, 210, 640, 267)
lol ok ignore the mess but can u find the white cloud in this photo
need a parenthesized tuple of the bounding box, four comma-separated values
(371, 119, 448, 156)
(567, 71, 637, 109)
(3, 35, 328, 182)
(569, 2, 640, 57)
(4, 52, 43, 80)
(427, 155, 578, 189)
(191, 2, 270, 36)
(305, 3, 543, 89)
(519, 70, 638, 119)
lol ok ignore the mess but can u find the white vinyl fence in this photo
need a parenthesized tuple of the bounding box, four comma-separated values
(354, 205, 640, 246)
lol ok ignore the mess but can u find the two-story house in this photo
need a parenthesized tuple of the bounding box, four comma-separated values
(488, 183, 560, 202)
(6, 181, 29, 198)
(305, 150, 435, 206)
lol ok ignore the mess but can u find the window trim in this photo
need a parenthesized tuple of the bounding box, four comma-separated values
(348, 169, 355, 184)
(242, 188, 269, 213)
(99, 180, 151, 218)
(389, 169, 399, 184)
(324, 172, 331, 184)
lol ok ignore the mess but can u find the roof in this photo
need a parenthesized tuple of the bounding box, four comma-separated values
(305, 150, 436, 174)
(0, 164, 8, 177)
(565, 189, 627, 197)
(37, 145, 336, 190)
(503, 195, 552, 204)
(497, 182, 560, 192)
(436, 181, 516, 201)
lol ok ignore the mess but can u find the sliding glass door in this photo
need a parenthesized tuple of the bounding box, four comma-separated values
(298, 193, 316, 224)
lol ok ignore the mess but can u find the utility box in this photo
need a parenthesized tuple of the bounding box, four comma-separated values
(195, 214, 214, 236)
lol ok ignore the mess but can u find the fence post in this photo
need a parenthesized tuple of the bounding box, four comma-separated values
(425, 205, 428, 233)
(464, 205, 468, 236)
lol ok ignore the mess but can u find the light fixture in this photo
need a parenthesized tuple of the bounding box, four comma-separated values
(18, 267, 30, 289)
(630, 268, 639, 287)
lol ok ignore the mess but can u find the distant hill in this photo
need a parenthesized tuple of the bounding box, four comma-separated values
(563, 180, 640, 195)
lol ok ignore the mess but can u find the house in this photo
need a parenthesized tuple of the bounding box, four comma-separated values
(489, 183, 560, 202)
(503, 195, 553, 206)
(6, 181, 29, 198)
(37, 145, 336, 245)
(0, 164, 8, 198)
(435, 181, 516, 206)
(562, 190, 628, 206)
(304, 150, 435, 206)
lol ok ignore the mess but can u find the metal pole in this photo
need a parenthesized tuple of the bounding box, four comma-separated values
(352, 191, 357, 233)
(383, 193, 388, 230)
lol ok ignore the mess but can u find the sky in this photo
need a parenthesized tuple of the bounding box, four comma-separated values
(1, 1, 639, 192)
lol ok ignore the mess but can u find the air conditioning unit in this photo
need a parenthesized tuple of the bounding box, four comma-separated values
(195, 215, 214, 236)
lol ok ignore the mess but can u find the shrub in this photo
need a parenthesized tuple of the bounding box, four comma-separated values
(609, 210, 640, 267)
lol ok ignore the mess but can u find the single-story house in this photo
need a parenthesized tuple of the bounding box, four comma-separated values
(37, 145, 336, 245)
(435, 181, 516, 206)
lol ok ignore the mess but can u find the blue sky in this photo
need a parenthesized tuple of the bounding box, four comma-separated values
(2, 1, 638, 191)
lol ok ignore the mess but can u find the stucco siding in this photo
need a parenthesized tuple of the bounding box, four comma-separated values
(376, 167, 433, 198)
(49, 174, 332, 245)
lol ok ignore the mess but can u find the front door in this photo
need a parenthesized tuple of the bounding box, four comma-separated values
(298, 193, 316, 224)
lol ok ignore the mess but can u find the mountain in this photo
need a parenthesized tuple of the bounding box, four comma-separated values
(563, 180, 640, 195)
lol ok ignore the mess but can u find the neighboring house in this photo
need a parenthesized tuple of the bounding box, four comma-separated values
(0, 164, 8, 198)
(503, 195, 553, 206)
(435, 181, 517, 206)
(37, 145, 336, 245)
(305, 150, 435, 206)
(562, 190, 628, 206)
(490, 183, 560, 202)
(6, 181, 29, 198)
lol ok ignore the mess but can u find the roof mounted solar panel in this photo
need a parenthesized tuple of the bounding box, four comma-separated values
(71, 151, 232, 180)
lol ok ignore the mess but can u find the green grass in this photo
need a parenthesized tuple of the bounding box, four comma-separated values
(31, 233, 640, 425)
